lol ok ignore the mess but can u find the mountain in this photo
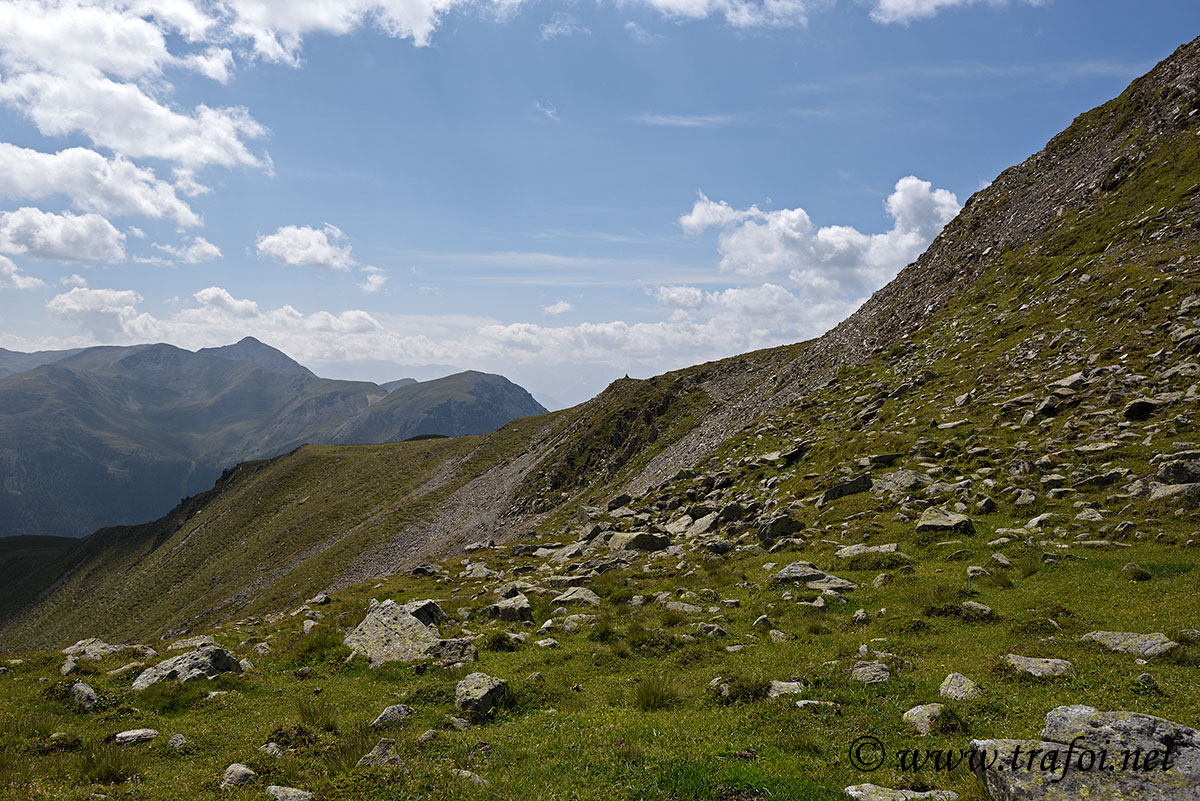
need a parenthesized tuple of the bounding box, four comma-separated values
(0, 341, 546, 538)
(2, 38, 1200, 801)
(380, 377, 418, 392)
(0, 346, 85, 379)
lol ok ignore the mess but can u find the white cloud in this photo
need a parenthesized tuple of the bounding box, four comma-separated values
(539, 13, 590, 40)
(226, 0, 476, 62)
(256, 223, 355, 270)
(61, 273, 87, 288)
(194, 286, 258, 318)
(653, 285, 703, 309)
(637, 0, 809, 28)
(534, 101, 559, 121)
(359, 265, 387, 293)
(152, 236, 223, 264)
(0, 255, 46, 289)
(871, 0, 1043, 24)
(637, 113, 733, 128)
(0, 3, 269, 171)
(0, 207, 126, 263)
(0, 143, 199, 226)
(45, 286, 143, 337)
(625, 21, 660, 43)
(681, 177, 960, 307)
(542, 300, 572, 315)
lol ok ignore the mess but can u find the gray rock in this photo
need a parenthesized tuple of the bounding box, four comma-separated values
(665, 600, 702, 614)
(399, 598, 448, 627)
(939, 673, 981, 702)
(69, 681, 96, 712)
(356, 739, 404, 768)
(260, 742, 284, 757)
(552, 587, 602, 606)
(971, 705, 1200, 801)
(757, 513, 801, 541)
(851, 661, 890, 684)
(168, 635, 217, 651)
(343, 599, 462, 667)
(1157, 459, 1200, 484)
(63, 638, 125, 661)
(903, 703, 946, 736)
(916, 508, 975, 536)
(131, 646, 241, 691)
(821, 474, 872, 504)
(608, 531, 670, 551)
(768, 680, 805, 698)
(452, 768, 490, 787)
(1080, 631, 1179, 658)
(773, 561, 857, 592)
(872, 470, 934, 495)
(267, 787, 314, 801)
(961, 601, 993, 620)
(220, 763, 256, 788)
(455, 673, 508, 720)
(168, 734, 187, 750)
(371, 704, 416, 728)
(1002, 654, 1076, 678)
(425, 638, 477, 664)
(486, 593, 533, 622)
(114, 728, 159, 745)
(844, 784, 958, 800)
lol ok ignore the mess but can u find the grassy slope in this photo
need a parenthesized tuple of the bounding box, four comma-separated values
(3, 38, 1200, 801)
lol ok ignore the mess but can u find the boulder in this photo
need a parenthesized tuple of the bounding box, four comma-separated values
(455, 673, 508, 720)
(62, 638, 125, 661)
(399, 599, 448, 627)
(903, 703, 945, 736)
(267, 787, 314, 801)
(607, 531, 670, 551)
(1002, 654, 1076, 678)
(971, 705, 1200, 801)
(844, 784, 957, 800)
(1080, 631, 1179, 658)
(773, 561, 857, 592)
(69, 681, 97, 712)
(168, 635, 217, 651)
(821, 474, 872, 504)
(851, 661, 890, 684)
(131, 646, 241, 691)
(552, 587, 602, 606)
(939, 673, 981, 702)
(916, 508, 975, 537)
(343, 599, 462, 667)
(757, 513, 801, 542)
(872, 470, 933, 495)
(114, 728, 158, 745)
(220, 764, 256, 788)
(486, 593, 533, 622)
(357, 739, 405, 768)
(371, 704, 416, 728)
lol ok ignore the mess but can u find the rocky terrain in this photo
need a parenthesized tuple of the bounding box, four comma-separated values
(2, 34, 1200, 801)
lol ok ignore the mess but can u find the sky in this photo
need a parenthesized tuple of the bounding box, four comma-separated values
(0, 1, 1197, 407)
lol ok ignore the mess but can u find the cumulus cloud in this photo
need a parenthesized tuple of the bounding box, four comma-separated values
(871, 0, 1042, 24)
(359, 265, 387, 293)
(638, 0, 809, 29)
(542, 300, 572, 315)
(0, 254, 47, 289)
(0, 207, 126, 263)
(653, 285, 704, 309)
(194, 286, 258, 317)
(256, 223, 355, 270)
(682, 176, 960, 303)
(539, 13, 590, 40)
(151, 236, 223, 264)
(0, 143, 199, 226)
(46, 286, 143, 338)
(61, 273, 87, 287)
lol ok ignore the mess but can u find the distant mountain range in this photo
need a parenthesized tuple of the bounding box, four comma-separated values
(0, 338, 546, 538)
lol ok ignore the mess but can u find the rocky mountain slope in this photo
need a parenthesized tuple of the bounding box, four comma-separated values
(1, 35, 1200, 801)
(0, 339, 545, 539)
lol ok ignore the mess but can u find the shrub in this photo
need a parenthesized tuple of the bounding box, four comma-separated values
(588, 618, 618, 643)
(78, 743, 144, 785)
(634, 675, 680, 711)
(297, 697, 340, 733)
(483, 631, 519, 652)
(322, 724, 378, 776)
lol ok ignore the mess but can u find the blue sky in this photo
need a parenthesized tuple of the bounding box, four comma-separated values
(0, 1, 1197, 406)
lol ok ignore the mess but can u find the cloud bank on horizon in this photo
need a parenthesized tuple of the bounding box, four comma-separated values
(0, 0, 1183, 404)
